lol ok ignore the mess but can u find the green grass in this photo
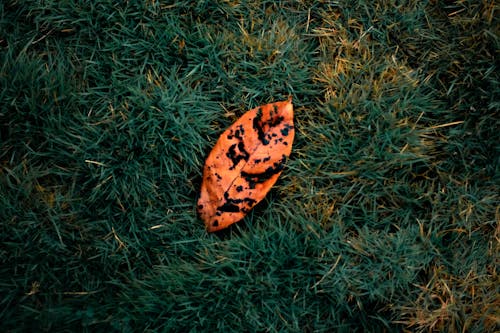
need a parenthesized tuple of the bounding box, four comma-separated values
(1, 1, 498, 332)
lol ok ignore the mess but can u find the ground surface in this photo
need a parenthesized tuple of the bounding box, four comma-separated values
(1, 1, 498, 332)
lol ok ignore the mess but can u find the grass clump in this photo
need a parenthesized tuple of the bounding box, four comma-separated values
(1, 1, 498, 332)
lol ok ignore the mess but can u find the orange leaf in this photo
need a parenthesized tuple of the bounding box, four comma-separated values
(198, 97, 294, 232)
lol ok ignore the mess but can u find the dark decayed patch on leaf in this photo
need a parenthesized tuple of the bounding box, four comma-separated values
(227, 124, 245, 140)
(241, 155, 287, 189)
(226, 141, 250, 170)
(217, 191, 257, 213)
(253, 108, 269, 145)
(280, 124, 293, 137)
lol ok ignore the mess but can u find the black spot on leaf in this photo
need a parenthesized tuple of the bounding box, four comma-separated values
(253, 108, 269, 145)
(280, 124, 293, 137)
(241, 155, 287, 189)
(226, 142, 250, 170)
(218, 202, 240, 212)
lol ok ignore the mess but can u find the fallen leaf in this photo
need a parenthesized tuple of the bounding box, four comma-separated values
(198, 97, 294, 232)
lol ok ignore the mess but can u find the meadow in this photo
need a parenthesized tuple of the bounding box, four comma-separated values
(1, 1, 498, 331)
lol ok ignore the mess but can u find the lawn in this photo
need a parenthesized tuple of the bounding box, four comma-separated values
(1, 1, 498, 332)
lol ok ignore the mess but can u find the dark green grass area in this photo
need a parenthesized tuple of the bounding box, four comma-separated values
(1, 1, 498, 332)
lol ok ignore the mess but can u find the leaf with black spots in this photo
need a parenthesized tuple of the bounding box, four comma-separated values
(198, 97, 294, 232)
